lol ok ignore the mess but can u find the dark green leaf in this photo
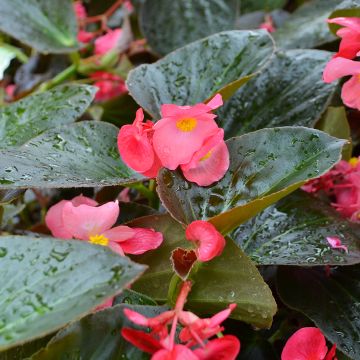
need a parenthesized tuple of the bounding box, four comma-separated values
(127, 30, 274, 118)
(30, 304, 166, 360)
(232, 190, 360, 266)
(273, 0, 337, 49)
(118, 202, 158, 224)
(0, 0, 78, 53)
(114, 289, 157, 306)
(0, 85, 96, 148)
(0, 235, 146, 350)
(277, 265, 360, 359)
(157, 127, 346, 234)
(217, 50, 337, 138)
(138, 0, 239, 55)
(0, 121, 144, 189)
(130, 215, 277, 329)
(240, 0, 286, 13)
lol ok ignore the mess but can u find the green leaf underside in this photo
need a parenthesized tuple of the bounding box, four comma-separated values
(127, 30, 274, 119)
(129, 214, 277, 329)
(157, 127, 346, 234)
(0, 235, 146, 350)
(31, 304, 167, 360)
(139, 0, 239, 55)
(217, 50, 337, 138)
(273, 0, 338, 49)
(0, 0, 78, 53)
(0, 121, 144, 189)
(232, 190, 360, 266)
(277, 266, 360, 359)
(0, 85, 96, 148)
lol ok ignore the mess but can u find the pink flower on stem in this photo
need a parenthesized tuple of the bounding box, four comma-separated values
(78, 30, 95, 44)
(90, 71, 127, 102)
(45, 195, 163, 256)
(94, 29, 122, 55)
(73, 1, 87, 20)
(153, 94, 223, 170)
(328, 17, 360, 59)
(326, 236, 349, 253)
(185, 220, 225, 262)
(122, 281, 240, 359)
(118, 108, 162, 178)
(259, 15, 275, 33)
(281, 327, 337, 360)
(323, 57, 360, 110)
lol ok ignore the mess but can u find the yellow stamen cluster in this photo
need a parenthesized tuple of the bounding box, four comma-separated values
(200, 150, 212, 162)
(89, 234, 109, 246)
(176, 117, 197, 132)
(349, 157, 359, 167)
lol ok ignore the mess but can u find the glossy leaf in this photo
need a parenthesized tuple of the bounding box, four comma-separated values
(127, 30, 274, 118)
(273, 0, 337, 49)
(130, 214, 277, 329)
(30, 304, 167, 360)
(239, 0, 286, 13)
(0, 121, 144, 189)
(0, 0, 78, 53)
(277, 266, 360, 359)
(232, 190, 360, 266)
(138, 0, 239, 55)
(0, 85, 96, 148)
(157, 127, 346, 234)
(0, 235, 146, 350)
(217, 50, 337, 138)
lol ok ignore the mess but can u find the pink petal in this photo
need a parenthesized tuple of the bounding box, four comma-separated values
(206, 93, 223, 110)
(160, 103, 211, 118)
(78, 30, 95, 44)
(45, 200, 73, 239)
(152, 345, 198, 360)
(120, 227, 163, 255)
(323, 57, 360, 83)
(328, 17, 360, 33)
(325, 344, 337, 360)
(281, 327, 328, 360)
(62, 201, 119, 240)
(185, 220, 225, 262)
(121, 328, 162, 354)
(94, 29, 122, 55)
(335, 28, 360, 59)
(123, 308, 151, 326)
(103, 225, 135, 242)
(209, 303, 236, 328)
(181, 139, 229, 186)
(71, 195, 98, 207)
(141, 151, 163, 178)
(194, 335, 241, 360)
(73, 1, 87, 19)
(341, 75, 360, 110)
(326, 236, 349, 253)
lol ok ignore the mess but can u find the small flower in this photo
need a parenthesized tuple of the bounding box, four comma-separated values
(78, 30, 95, 44)
(90, 71, 127, 102)
(185, 220, 225, 262)
(73, 1, 87, 19)
(259, 15, 275, 33)
(45, 196, 163, 256)
(193, 336, 241, 360)
(326, 236, 349, 253)
(94, 29, 122, 55)
(281, 327, 337, 360)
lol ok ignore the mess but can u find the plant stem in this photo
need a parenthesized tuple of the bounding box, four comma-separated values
(38, 63, 77, 92)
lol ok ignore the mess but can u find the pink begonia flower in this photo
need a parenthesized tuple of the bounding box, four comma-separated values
(153, 94, 223, 170)
(94, 29, 122, 55)
(122, 281, 240, 359)
(281, 327, 337, 360)
(259, 15, 275, 33)
(323, 57, 360, 110)
(181, 129, 229, 186)
(90, 71, 127, 102)
(73, 1, 87, 19)
(45, 196, 163, 256)
(185, 220, 225, 262)
(78, 30, 95, 44)
(328, 17, 360, 59)
(118, 108, 162, 178)
(326, 236, 349, 253)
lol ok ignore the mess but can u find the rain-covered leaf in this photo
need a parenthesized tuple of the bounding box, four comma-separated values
(0, 235, 146, 350)
(0, 85, 96, 148)
(130, 215, 277, 329)
(232, 190, 360, 266)
(138, 0, 239, 55)
(0, 0, 78, 53)
(277, 265, 360, 359)
(239, 0, 286, 13)
(127, 30, 274, 118)
(114, 289, 157, 306)
(30, 304, 167, 360)
(273, 0, 337, 49)
(217, 50, 336, 138)
(328, 0, 360, 34)
(0, 121, 144, 189)
(157, 127, 346, 234)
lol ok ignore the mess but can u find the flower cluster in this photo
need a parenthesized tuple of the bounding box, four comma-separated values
(45, 195, 163, 256)
(122, 281, 240, 359)
(323, 17, 360, 110)
(302, 157, 360, 222)
(117, 94, 230, 186)
(282, 327, 337, 360)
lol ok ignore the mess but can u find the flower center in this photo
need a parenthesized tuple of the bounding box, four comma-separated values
(89, 234, 109, 246)
(176, 117, 197, 132)
(200, 151, 212, 162)
(349, 157, 359, 167)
